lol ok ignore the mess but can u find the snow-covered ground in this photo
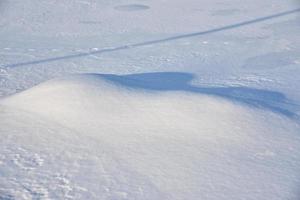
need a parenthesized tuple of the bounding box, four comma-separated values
(0, 0, 300, 199)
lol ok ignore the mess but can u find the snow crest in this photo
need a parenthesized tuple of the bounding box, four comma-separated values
(1, 74, 300, 199)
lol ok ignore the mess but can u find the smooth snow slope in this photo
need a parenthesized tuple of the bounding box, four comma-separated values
(1, 74, 300, 199)
(1, 0, 300, 199)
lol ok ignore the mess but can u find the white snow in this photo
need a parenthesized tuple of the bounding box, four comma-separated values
(0, 0, 300, 199)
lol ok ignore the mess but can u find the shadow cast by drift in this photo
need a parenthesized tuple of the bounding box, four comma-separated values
(98, 72, 299, 119)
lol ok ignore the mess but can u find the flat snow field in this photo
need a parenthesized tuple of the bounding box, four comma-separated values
(0, 0, 300, 199)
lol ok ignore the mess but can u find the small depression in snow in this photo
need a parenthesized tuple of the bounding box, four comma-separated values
(211, 9, 241, 16)
(114, 4, 150, 12)
(243, 51, 299, 70)
(79, 20, 102, 25)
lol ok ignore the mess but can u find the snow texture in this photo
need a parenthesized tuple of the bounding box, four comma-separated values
(0, 0, 300, 199)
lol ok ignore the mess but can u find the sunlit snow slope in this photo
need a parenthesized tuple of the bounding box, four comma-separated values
(1, 0, 300, 199)
(1, 74, 300, 199)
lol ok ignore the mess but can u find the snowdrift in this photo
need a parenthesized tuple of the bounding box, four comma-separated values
(1, 73, 300, 199)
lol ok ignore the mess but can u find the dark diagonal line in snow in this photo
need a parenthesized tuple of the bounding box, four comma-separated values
(3, 8, 300, 68)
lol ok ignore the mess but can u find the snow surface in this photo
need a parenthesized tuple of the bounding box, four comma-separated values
(0, 0, 300, 199)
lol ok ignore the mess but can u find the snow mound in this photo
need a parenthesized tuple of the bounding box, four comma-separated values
(1, 73, 300, 199)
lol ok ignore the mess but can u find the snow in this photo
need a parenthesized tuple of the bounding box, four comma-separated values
(1, 74, 300, 199)
(1, 0, 300, 199)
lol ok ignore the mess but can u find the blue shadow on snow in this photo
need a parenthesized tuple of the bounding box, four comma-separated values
(99, 72, 299, 119)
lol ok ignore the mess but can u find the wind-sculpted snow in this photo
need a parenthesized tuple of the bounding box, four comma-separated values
(0, 0, 300, 199)
(1, 74, 300, 199)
